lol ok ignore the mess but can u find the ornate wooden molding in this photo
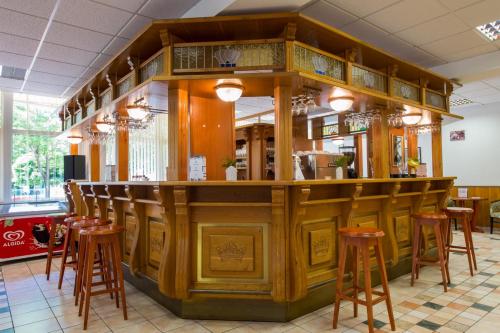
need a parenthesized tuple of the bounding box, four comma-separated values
(153, 185, 177, 298)
(173, 186, 190, 299)
(271, 185, 287, 302)
(125, 185, 145, 277)
(289, 185, 310, 301)
(343, 183, 363, 227)
(383, 182, 401, 266)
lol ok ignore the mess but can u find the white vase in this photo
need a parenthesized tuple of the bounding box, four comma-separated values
(225, 166, 238, 181)
(335, 167, 343, 180)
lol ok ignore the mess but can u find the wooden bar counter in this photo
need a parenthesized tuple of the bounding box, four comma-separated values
(69, 177, 453, 321)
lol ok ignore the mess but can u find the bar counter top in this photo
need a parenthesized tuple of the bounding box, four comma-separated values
(67, 176, 454, 321)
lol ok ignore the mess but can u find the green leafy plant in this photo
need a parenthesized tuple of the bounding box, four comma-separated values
(222, 158, 237, 168)
(333, 155, 349, 168)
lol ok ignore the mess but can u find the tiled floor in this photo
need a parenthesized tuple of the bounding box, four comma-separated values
(1, 231, 499, 332)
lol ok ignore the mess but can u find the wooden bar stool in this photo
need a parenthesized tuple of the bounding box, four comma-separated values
(58, 218, 110, 289)
(45, 212, 77, 280)
(78, 225, 127, 330)
(444, 207, 477, 276)
(411, 212, 450, 292)
(332, 227, 395, 333)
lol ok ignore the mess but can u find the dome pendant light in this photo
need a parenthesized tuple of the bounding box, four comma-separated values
(329, 96, 354, 112)
(126, 104, 148, 120)
(401, 112, 422, 125)
(67, 136, 83, 144)
(215, 82, 244, 102)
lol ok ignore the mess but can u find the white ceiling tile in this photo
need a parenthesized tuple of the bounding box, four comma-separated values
(473, 94, 500, 104)
(413, 55, 447, 68)
(119, 15, 151, 39)
(301, 1, 358, 29)
(45, 22, 112, 53)
(89, 54, 114, 70)
(443, 44, 497, 62)
(454, 81, 492, 93)
(454, 0, 500, 28)
(79, 67, 99, 80)
(421, 30, 490, 57)
(0, 51, 32, 68)
(323, 0, 400, 17)
(340, 19, 391, 49)
(29, 71, 77, 86)
(38, 42, 98, 67)
(32, 58, 86, 77)
(92, 0, 146, 12)
(224, 0, 311, 14)
(365, 0, 448, 33)
(0, 7, 48, 40)
(483, 76, 500, 88)
(55, 0, 132, 35)
(139, 0, 200, 19)
(0, 77, 23, 90)
(0, 32, 38, 57)
(459, 86, 499, 98)
(395, 14, 470, 46)
(24, 81, 67, 96)
(101, 36, 129, 56)
(0, 0, 57, 18)
(438, 0, 483, 11)
(70, 77, 90, 89)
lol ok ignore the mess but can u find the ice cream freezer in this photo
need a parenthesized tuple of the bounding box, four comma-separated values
(0, 201, 68, 262)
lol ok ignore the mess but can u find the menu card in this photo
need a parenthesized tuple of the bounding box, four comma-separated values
(457, 187, 468, 198)
(189, 155, 206, 181)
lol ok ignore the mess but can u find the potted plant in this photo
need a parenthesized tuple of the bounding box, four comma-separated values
(222, 158, 238, 181)
(333, 155, 349, 180)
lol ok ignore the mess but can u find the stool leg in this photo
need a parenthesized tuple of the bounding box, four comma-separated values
(352, 246, 359, 318)
(75, 233, 87, 306)
(58, 226, 72, 289)
(111, 235, 127, 320)
(98, 244, 114, 300)
(46, 220, 57, 280)
(467, 215, 478, 271)
(361, 243, 374, 333)
(375, 238, 395, 331)
(83, 238, 97, 330)
(332, 236, 347, 329)
(433, 224, 448, 292)
(441, 222, 451, 286)
(411, 222, 421, 286)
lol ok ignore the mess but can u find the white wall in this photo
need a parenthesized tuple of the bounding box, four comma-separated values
(441, 102, 500, 186)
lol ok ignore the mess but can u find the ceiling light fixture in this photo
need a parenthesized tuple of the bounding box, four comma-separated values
(67, 136, 83, 145)
(126, 104, 148, 120)
(329, 96, 354, 112)
(96, 120, 113, 133)
(215, 82, 244, 102)
(401, 111, 422, 125)
(476, 20, 499, 41)
(450, 98, 475, 107)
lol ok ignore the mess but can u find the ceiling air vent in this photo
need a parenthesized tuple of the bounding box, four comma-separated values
(450, 98, 475, 107)
(0, 65, 27, 81)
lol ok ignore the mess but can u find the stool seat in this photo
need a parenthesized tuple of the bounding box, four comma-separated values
(412, 212, 448, 220)
(65, 216, 98, 224)
(338, 227, 384, 238)
(444, 207, 473, 218)
(80, 224, 124, 236)
(71, 219, 109, 230)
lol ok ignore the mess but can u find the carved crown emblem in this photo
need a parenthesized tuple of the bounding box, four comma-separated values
(216, 241, 246, 261)
(312, 236, 330, 256)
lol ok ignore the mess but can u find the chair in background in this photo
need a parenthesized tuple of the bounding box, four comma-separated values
(490, 200, 500, 234)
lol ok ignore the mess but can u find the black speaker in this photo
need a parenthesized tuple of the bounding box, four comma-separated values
(64, 155, 86, 181)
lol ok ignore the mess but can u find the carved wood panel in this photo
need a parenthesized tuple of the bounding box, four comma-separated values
(148, 217, 165, 269)
(393, 208, 412, 258)
(198, 224, 267, 282)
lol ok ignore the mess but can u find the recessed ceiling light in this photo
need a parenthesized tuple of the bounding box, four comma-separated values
(450, 98, 475, 107)
(476, 20, 499, 41)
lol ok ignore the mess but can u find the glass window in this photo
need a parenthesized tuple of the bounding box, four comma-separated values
(9, 93, 66, 202)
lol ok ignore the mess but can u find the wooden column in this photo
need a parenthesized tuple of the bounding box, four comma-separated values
(354, 134, 364, 177)
(432, 121, 443, 177)
(116, 129, 129, 181)
(70, 144, 78, 155)
(274, 84, 293, 180)
(90, 143, 100, 181)
(367, 110, 390, 178)
(168, 87, 189, 181)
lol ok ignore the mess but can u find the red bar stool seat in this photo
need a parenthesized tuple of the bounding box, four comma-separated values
(332, 227, 396, 333)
